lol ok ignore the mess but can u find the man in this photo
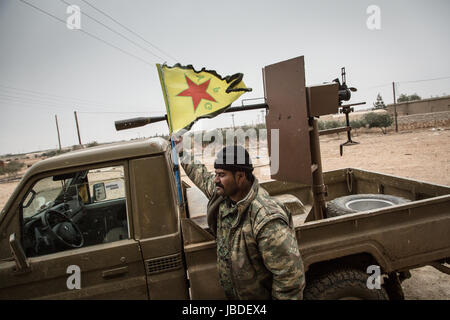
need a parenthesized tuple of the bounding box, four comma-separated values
(176, 139, 305, 300)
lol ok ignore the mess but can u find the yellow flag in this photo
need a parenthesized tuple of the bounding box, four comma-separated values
(157, 63, 251, 133)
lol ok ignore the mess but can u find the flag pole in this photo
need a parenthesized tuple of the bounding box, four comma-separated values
(170, 139, 183, 205)
(156, 64, 183, 206)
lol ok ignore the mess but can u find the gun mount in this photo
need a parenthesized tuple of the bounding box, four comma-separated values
(114, 56, 364, 221)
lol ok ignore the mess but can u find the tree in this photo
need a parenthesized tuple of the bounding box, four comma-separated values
(397, 93, 422, 103)
(373, 93, 386, 110)
(408, 93, 422, 101)
(363, 112, 393, 134)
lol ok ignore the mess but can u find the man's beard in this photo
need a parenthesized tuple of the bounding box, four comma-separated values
(215, 182, 225, 195)
(216, 182, 238, 197)
(215, 182, 224, 189)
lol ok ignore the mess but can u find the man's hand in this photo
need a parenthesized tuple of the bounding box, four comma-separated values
(172, 135, 184, 154)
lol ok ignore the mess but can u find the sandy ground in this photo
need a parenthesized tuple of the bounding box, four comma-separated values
(0, 181, 17, 210)
(317, 127, 450, 300)
(320, 127, 450, 186)
(189, 127, 450, 299)
(0, 127, 449, 299)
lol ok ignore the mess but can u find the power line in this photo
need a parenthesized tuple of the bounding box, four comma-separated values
(398, 76, 450, 84)
(0, 96, 67, 111)
(77, 111, 161, 114)
(58, 0, 166, 62)
(363, 76, 450, 90)
(0, 83, 98, 104)
(0, 84, 166, 115)
(363, 83, 391, 90)
(0, 93, 162, 115)
(0, 94, 163, 115)
(0, 91, 107, 111)
(0, 96, 161, 120)
(0, 85, 150, 111)
(0, 92, 71, 107)
(0, 87, 112, 110)
(80, 0, 179, 63)
(18, 0, 155, 67)
(0, 92, 110, 112)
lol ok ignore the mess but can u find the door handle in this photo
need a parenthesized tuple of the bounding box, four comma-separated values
(102, 266, 128, 279)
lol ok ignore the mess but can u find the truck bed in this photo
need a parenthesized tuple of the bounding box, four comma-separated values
(181, 168, 450, 299)
(185, 185, 310, 230)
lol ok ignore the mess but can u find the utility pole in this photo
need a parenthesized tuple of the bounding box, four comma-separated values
(55, 115, 62, 151)
(231, 114, 235, 128)
(392, 82, 398, 132)
(260, 110, 265, 124)
(74, 111, 82, 145)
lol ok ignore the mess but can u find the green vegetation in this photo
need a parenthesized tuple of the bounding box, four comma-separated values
(318, 120, 345, 130)
(42, 149, 68, 158)
(373, 93, 386, 110)
(316, 112, 393, 134)
(397, 93, 422, 103)
(349, 119, 366, 129)
(362, 112, 393, 134)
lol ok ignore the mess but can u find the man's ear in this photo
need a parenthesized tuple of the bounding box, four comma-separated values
(235, 171, 245, 185)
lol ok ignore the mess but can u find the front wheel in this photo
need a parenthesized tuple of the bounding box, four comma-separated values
(304, 268, 389, 300)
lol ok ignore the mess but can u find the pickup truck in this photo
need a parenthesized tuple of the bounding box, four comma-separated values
(0, 137, 449, 299)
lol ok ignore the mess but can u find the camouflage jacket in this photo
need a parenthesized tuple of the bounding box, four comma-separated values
(180, 151, 305, 300)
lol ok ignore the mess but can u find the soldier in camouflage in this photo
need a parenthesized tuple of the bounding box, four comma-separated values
(176, 141, 305, 300)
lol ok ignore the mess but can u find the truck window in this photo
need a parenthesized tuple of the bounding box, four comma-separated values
(22, 176, 64, 219)
(20, 165, 129, 258)
(87, 166, 125, 202)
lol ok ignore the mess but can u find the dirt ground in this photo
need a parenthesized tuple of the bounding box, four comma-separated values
(0, 127, 449, 299)
(192, 126, 450, 300)
(319, 127, 450, 187)
(317, 127, 450, 300)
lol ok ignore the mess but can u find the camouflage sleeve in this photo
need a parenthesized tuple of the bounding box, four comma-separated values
(256, 218, 305, 300)
(179, 150, 216, 199)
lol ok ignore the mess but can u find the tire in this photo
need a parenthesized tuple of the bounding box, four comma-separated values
(327, 194, 410, 218)
(304, 268, 389, 300)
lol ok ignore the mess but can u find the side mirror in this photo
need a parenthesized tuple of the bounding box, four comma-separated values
(9, 233, 30, 273)
(93, 182, 106, 201)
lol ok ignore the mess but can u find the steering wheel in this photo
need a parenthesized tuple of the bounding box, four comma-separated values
(43, 209, 84, 248)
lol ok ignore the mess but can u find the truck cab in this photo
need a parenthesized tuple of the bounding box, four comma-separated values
(0, 138, 190, 299)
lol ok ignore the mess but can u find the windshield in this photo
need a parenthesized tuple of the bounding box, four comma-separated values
(22, 176, 66, 218)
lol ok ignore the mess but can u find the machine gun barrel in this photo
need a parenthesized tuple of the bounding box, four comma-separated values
(115, 116, 167, 131)
(114, 103, 268, 131)
(340, 102, 366, 108)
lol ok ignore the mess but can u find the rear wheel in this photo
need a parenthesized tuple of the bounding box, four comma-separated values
(327, 194, 410, 218)
(304, 268, 389, 300)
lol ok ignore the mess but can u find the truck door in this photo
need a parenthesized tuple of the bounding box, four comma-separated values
(0, 163, 148, 299)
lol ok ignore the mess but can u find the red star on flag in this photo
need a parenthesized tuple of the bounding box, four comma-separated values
(177, 75, 216, 111)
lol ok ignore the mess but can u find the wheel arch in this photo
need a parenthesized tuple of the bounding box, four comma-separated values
(304, 249, 390, 280)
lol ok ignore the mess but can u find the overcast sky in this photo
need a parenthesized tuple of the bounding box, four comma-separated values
(1, 0, 449, 155)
